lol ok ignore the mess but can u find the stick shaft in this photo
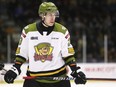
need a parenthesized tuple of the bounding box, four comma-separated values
(23, 76, 75, 80)
(23, 76, 116, 81)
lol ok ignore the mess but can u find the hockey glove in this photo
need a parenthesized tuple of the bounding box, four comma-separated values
(4, 65, 21, 83)
(71, 70, 87, 84)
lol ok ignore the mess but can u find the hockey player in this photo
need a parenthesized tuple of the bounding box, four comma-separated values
(4, 2, 87, 87)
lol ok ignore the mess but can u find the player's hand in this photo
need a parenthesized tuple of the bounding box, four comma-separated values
(4, 70, 17, 83)
(71, 70, 87, 84)
(4, 66, 21, 83)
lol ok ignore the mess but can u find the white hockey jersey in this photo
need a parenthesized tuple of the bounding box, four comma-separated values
(15, 22, 75, 79)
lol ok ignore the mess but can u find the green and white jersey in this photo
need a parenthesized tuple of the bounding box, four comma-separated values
(15, 22, 75, 78)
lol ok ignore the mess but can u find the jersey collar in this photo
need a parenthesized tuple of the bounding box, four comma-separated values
(36, 21, 54, 35)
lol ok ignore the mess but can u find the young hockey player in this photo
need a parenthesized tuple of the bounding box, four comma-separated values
(4, 2, 86, 87)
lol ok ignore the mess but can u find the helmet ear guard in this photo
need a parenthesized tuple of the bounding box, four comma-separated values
(55, 10, 59, 17)
(38, 2, 59, 18)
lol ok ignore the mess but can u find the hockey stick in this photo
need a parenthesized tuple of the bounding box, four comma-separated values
(23, 76, 76, 80)
(23, 76, 116, 81)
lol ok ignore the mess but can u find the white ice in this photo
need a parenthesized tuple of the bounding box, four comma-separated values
(0, 80, 116, 87)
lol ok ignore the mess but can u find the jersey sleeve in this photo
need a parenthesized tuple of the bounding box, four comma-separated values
(61, 30, 76, 65)
(15, 26, 29, 64)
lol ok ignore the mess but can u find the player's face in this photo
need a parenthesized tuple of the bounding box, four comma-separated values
(44, 12, 56, 26)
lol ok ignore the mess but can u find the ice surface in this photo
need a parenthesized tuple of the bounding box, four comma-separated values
(0, 80, 116, 87)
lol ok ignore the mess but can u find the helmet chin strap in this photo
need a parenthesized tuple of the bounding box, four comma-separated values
(42, 21, 49, 27)
(41, 16, 49, 27)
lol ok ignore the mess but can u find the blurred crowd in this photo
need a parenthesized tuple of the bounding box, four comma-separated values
(0, 0, 116, 63)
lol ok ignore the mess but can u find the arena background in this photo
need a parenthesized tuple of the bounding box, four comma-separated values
(0, 0, 116, 87)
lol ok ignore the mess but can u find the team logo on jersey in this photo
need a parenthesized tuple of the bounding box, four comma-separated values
(31, 36, 38, 40)
(34, 43, 53, 62)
